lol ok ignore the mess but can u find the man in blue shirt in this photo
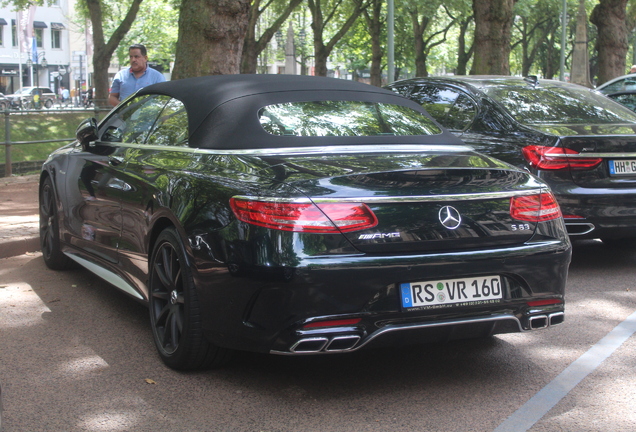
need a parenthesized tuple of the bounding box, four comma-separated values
(109, 43, 165, 106)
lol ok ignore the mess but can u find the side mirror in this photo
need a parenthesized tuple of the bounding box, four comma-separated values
(76, 117, 98, 147)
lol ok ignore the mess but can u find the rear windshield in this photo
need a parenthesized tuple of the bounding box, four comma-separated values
(258, 100, 442, 136)
(483, 84, 636, 125)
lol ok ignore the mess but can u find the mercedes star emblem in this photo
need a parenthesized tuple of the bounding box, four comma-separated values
(439, 206, 462, 230)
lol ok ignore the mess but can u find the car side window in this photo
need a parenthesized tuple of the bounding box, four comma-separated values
(445, 93, 477, 131)
(608, 93, 636, 112)
(145, 98, 189, 146)
(602, 79, 636, 94)
(99, 95, 170, 143)
(388, 85, 412, 97)
(409, 85, 476, 131)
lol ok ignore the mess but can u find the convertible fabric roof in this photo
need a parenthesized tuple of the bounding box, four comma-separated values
(137, 74, 462, 149)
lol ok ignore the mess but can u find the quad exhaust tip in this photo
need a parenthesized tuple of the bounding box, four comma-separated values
(290, 335, 361, 353)
(282, 312, 564, 355)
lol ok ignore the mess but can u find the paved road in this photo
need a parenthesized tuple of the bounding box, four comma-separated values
(1, 239, 635, 431)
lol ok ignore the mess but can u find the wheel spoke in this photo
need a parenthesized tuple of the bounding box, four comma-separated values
(168, 308, 181, 345)
(155, 302, 171, 326)
(154, 246, 175, 290)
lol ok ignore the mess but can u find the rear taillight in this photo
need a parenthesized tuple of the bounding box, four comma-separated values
(229, 198, 378, 233)
(527, 299, 563, 307)
(303, 318, 362, 329)
(510, 192, 562, 222)
(522, 145, 602, 170)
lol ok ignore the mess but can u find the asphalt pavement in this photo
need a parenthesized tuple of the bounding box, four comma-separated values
(1, 174, 636, 431)
(0, 174, 40, 259)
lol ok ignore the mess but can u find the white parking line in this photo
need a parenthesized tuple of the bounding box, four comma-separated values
(493, 310, 636, 432)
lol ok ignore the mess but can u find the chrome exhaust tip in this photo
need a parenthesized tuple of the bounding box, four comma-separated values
(290, 337, 328, 353)
(529, 315, 549, 329)
(325, 335, 361, 352)
(565, 222, 595, 236)
(549, 312, 564, 326)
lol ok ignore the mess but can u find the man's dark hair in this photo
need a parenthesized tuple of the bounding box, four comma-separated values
(129, 44, 147, 56)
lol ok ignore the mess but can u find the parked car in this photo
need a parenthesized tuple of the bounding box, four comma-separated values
(387, 76, 636, 246)
(40, 75, 571, 370)
(601, 90, 636, 113)
(594, 73, 636, 95)
(6, 86, 56, 109)
(0, 93, 8, 111)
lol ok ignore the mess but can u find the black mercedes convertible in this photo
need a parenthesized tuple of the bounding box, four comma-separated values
(39, 75, 571, 370)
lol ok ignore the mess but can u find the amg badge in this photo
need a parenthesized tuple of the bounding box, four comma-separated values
(358, 232, 401, 240)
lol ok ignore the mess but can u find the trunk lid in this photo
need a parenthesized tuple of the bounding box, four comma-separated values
(529, 123, 636, 189)
(258, 149, 547, 254)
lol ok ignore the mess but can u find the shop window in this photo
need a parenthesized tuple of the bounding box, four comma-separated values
(35, 28, 43, 48)
(51, 29, 60, 49)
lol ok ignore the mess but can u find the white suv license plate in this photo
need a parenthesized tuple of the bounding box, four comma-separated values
(400, 276, 503, 310)
(609, 159, 636, 175)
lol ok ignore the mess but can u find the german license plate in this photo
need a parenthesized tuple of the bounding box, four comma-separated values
(400, 276, 502, 309)
(609, 160, 636, 175)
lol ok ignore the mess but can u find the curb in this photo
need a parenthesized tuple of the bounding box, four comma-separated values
(0, 236, 40, 259)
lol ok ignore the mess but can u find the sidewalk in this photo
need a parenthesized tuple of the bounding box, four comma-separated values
(0, 174, 40, 259)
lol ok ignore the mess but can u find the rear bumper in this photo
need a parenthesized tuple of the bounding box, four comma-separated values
(543, 180, 636, 239)
(193, 238, 571, 354)
(272, 311, 565, 355)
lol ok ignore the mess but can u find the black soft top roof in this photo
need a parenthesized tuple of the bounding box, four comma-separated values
(136, 74, 462, 149)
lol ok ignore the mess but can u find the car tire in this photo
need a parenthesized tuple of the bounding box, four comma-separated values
(149, 227, 233, 370)
(601, 237, 636, 248)
(39, 176, 75, 270)
(0, 102, 6, 111)
(44, 99, 53, 108)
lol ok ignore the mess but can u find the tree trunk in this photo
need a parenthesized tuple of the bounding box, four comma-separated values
(590, 0, 629, 85)
(309, 0, 366, 77)
(172, 0, 250, 79)
(85, 0, 144, 107)
(412, 13, 430, 77)
(471, 0, 516, 75)
(456, 16, 474, 75)
(240, 0, 303, 74)
(364, 0, 384, 87)
(542, 30, 559, 79)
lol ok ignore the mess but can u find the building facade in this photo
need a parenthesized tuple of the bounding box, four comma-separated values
(0, 1, 92, 97)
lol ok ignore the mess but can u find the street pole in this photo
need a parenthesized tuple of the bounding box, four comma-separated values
(560, 0, 567, 81)
(387, 0, 394, 84)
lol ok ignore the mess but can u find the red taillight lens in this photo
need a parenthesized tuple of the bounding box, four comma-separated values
(303, 318, 362, 329)
(527, 299, 563, 307)
(522, 145, 602, 170)
(510, 192, 562, 222)
(229, 198, 378, 233)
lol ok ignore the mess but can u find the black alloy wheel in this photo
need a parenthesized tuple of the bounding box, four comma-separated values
(149, 228, 232, 370)
(39, 176, 73, 270)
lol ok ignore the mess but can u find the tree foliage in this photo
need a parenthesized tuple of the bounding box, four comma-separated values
(307, 0, 369, 76)
(241, 0, 304, 74)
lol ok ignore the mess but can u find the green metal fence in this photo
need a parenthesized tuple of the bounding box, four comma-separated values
(2, 103, 111, 177)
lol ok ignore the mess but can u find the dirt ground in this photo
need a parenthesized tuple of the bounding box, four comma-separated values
(0, 174, 40, 217)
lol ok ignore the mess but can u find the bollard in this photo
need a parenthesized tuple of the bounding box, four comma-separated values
(4, 109, 11, 177)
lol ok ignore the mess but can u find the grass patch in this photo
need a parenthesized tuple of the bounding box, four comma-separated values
(0, 111, 96, 164)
